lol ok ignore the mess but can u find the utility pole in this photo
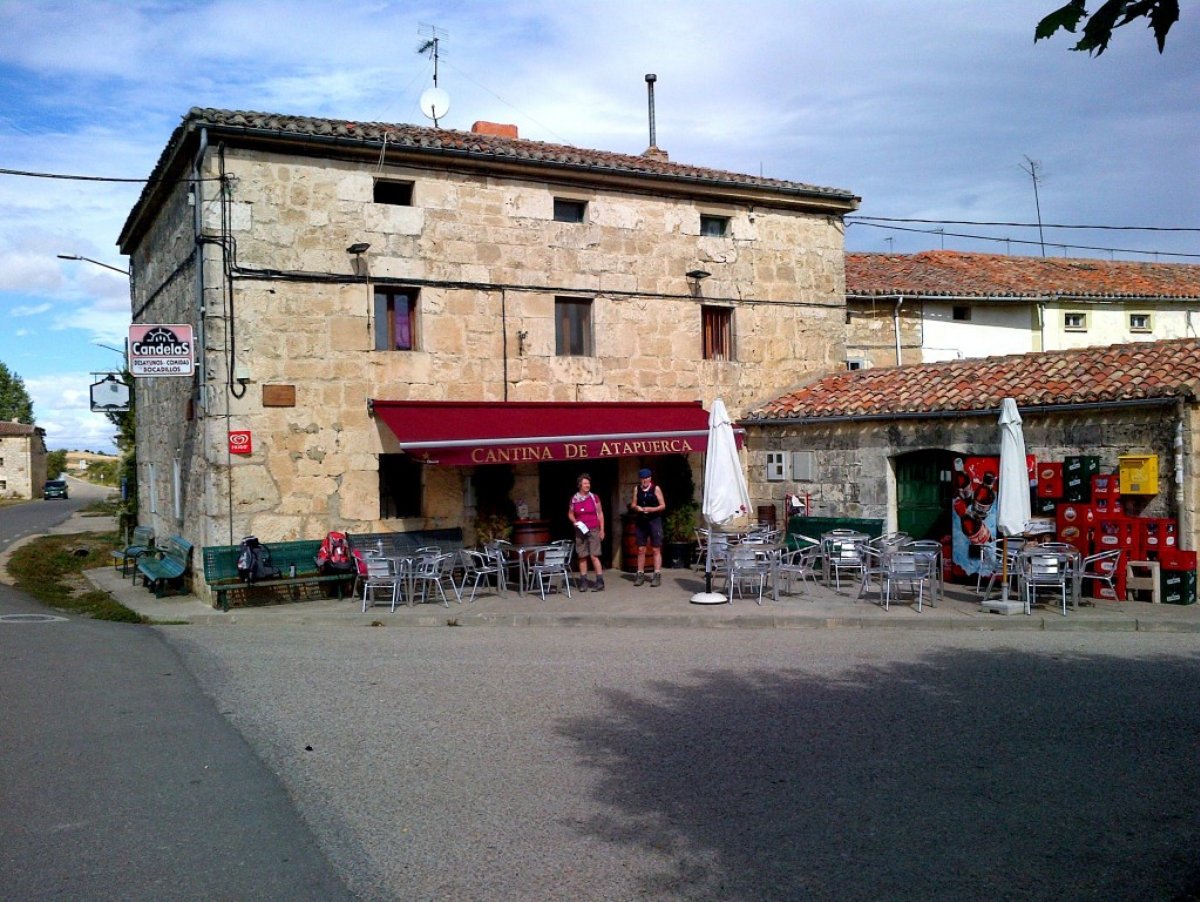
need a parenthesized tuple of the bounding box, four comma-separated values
(1020, 156, 1047, 257)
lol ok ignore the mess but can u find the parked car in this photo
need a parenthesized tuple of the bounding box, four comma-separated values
(43, 479, 68, 500)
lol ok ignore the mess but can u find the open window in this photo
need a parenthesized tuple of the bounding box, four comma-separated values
(373, 180, 414, 206)
(374, 289, 418, 351)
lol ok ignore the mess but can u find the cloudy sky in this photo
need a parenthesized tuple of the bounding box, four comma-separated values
(0, 0, 1196, 452)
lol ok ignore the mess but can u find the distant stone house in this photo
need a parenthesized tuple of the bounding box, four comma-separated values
(844, 251, 1200, 369)
(743, 338, 1199, 554)
(117, 107, 859, 580)
(0, 421, 47, 499)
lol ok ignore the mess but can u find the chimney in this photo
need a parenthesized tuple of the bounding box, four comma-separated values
(471, 121, 519, 139)
(642, 74, 668, 161)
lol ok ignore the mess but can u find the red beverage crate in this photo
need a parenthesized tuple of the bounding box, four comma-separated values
(1055, 503, 1094, 555)
(1160, 548, 1197, 572)
(1140, 518, 1177, 561)
(1095, 515, 1141, 559)
(1086, 560, 1128, 601)
(1091, 474, 1121, 497)
(1038, 462, 1063, 498)
(1092, 495, 1124, 515)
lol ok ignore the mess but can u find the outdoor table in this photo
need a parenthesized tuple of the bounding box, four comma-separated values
(516, 544, 555, 597)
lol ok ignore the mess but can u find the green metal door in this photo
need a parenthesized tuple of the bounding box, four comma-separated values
(896, 451, 952, 540)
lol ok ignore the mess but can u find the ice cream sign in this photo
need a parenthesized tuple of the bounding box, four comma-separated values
(128, 324, 195, 376)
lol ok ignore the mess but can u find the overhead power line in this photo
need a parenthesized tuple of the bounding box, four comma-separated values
(848, 221, 1200, 260)
(848, 215, 1200, 233)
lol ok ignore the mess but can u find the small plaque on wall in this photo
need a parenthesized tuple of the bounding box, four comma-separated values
(262, 384, 296, 407)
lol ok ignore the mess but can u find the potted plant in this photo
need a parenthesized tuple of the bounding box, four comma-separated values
(473, 512, 513, 547)
(664, 501, 700, 568)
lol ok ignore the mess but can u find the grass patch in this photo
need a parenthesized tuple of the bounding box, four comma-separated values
(8, 531, 146, 623)
(80, 497, 122, 518)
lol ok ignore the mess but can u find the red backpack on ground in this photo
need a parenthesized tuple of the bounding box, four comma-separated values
(316, 531, 354, 574)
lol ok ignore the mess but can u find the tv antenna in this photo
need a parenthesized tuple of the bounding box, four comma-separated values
(417, 24, 450, 127)
(1019, 155, 1047, 257)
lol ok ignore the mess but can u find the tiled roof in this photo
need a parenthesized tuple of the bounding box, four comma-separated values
(120, 107, 857, 249)
(0, 421, 38, 436)
(749, 338, 1200, 422)
(181, 108, 856, 199)
(846, 251, 1200, 300)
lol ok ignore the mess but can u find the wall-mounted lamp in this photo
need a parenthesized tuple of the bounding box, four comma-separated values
(686, 269, 712, 282)
(348, 243, 372, 334)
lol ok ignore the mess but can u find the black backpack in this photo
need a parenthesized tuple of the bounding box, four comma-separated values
(236, 536, 281, 583)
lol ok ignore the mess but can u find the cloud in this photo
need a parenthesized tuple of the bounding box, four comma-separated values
(24, 371, 119, 452)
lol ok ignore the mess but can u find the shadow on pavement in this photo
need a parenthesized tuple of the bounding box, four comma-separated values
(559, 648, 1200, 899)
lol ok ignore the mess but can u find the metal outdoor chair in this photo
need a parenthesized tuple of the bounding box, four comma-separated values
(825, 537, 866, 590)
(529, 545, 573, 600)
(1020, 550, 1072, 616)
(1079, 548, 1124, 603)
(726, 544, 773, 604)
(855, 545, 886, 602)
(905, 539, 943, 604)
(360, 556, 401, 613)
(777, 545, 821, 596)
(460, 549, 504, 602)
(409, 552, 460, 607)
(880, 550, 932, 612)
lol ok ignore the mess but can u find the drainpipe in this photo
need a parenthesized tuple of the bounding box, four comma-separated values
(893, 296, 903, 366)
(1036, 301, 1046, 352)
(192, 127, 209, 408)
(1176, 399, 1189, 548)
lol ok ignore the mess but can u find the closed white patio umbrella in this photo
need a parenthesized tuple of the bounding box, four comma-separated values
(692, 399, 751, 604)
(995, 397, 1032, 603)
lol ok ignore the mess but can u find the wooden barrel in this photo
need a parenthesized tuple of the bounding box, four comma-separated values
(621, 514, 641, 572)
(512, 519, 551, 547)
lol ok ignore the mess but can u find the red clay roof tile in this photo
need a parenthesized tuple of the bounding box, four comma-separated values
(750, 338, 1200, 421)
(847, 251, 1200, 300)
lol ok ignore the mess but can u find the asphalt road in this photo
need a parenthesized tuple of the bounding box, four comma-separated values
(165, 624, 1200, 901)
(0, 481, 352, 901)
(0, 474, 106, 554)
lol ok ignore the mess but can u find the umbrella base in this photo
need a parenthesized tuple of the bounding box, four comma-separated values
(690, 592, 728, 605)
(981, 599, 1024, 615)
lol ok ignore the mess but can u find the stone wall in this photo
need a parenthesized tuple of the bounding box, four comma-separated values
(746, 402, 1197, 550)
(130, 145, 850, 549)
(0, 434, 42, 499)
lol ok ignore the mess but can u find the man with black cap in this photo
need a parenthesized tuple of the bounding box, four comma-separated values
(631, 467, 666, 586)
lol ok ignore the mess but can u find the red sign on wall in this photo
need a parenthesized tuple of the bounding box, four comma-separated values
(229, 430, 253, 455)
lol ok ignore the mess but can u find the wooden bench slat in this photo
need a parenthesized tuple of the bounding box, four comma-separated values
(202, 540, 353, 611)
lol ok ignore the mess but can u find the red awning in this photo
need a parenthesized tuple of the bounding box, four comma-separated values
(370, 400, 732, 466)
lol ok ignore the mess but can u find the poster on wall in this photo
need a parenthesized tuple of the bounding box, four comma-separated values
(950, 454, 1036, 578)
(950, 456, 999, 578)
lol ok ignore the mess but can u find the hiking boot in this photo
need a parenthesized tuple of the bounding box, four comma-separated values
(651, 571, 662, 587)
(634, 571, 645, 587)
(593, 576, 604, 592)
(577, 577, 589, 592)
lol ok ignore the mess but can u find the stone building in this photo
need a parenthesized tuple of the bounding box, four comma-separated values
(844, 251, 1200, 369)
(743, 337, 1199, 554)
(0, 421, 47, 500)
(117, 108, 859, 576)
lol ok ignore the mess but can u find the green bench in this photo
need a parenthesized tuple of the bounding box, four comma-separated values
(137, 535, 194, 598)
(112, 526, 155, 579)
(202, 540, 354, 611)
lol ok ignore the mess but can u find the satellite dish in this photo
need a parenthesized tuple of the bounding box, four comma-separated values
(419, 87, 451, 123)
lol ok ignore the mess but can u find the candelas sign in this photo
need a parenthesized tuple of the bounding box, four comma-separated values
(128, 324, 195, 377)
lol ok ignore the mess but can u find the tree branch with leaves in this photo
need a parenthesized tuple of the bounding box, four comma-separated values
(1036, 0, 1180, 55)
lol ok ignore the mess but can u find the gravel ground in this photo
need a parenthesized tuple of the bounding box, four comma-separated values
(165, 626, 1200, 901)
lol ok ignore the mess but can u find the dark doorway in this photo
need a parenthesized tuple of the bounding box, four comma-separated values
(539, 458, 619, 566)
(895, 450, 957, 540)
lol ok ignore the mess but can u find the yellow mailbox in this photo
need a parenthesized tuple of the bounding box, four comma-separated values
(1119, 454, 1159, 495)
